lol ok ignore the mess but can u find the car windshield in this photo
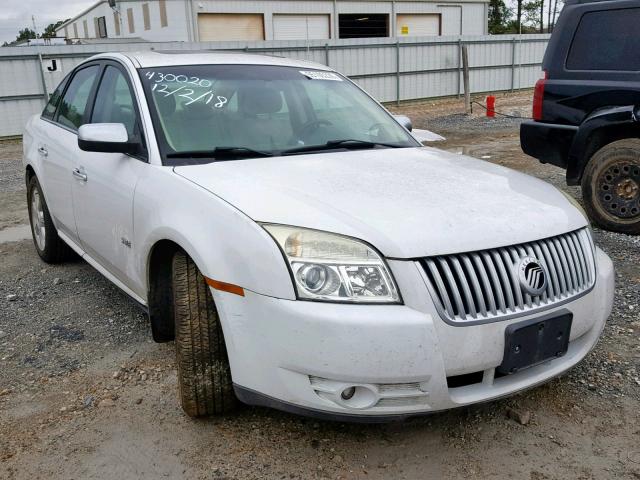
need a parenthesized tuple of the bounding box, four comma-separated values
(139, 64, 418, 164)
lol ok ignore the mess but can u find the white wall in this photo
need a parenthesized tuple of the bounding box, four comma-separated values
(57, 0, 488, 42)
(58, 0, 189, 42)
(194, 0, 487, 40)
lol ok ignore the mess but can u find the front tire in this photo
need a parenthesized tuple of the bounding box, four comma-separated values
(27, 175, 73, 263)
(172, 251, 237, 417)
(581, 139, 640, 234)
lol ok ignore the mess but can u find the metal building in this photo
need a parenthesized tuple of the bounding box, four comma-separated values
(56, 0, 489, 43)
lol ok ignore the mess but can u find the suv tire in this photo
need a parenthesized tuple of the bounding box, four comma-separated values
(172, 251, 237, 417)
(582, 139, 640, 234)
(27, 175, 74, 263)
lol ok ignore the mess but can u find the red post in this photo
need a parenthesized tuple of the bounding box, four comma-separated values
(486, 95, 496, 118)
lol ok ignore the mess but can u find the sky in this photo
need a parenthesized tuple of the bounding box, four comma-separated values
(0, 0, 95, 44)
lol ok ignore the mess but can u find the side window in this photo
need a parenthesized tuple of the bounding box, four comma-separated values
(42, 75, 70, 120)
(91, 65, 138, 136)
(567, 8, 640, 71)
(56, 65, 100, 130)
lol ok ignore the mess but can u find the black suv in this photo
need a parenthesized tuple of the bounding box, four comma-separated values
(520, 0, 640, 234)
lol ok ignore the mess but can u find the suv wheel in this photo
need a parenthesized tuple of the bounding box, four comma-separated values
(172, 250, 237, 417)
(582, 139, 640, 234)
(27, 175, 73, 263)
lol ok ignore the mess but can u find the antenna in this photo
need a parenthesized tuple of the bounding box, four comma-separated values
(32, 15, 40, 38)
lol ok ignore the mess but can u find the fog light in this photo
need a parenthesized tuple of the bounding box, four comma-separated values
(341, 386, 356, 400)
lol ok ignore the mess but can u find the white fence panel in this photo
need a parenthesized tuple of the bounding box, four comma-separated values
(0, 34, 550, 137)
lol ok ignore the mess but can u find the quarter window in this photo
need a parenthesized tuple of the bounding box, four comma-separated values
(56, 65, 100, 130)
(567, 8, 640, 71)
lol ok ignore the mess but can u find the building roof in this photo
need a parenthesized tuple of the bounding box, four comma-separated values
(55, 0, 104, 33)
(112, 50, 334, 70)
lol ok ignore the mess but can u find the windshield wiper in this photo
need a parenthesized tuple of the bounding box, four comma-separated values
(281, 139, 405, 156)
(166, 146, 273, 160)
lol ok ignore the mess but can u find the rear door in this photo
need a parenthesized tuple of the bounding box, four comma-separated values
(71, 61, 148, 293)
(40, 63, 101, 244)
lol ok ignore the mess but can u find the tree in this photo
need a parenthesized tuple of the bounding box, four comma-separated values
(16, 27, 36, 42)
(549, 0, 564, 32)
(488, 0, 512, 34)
(522, 0, 543, 30)
(43, 19, 69, 38)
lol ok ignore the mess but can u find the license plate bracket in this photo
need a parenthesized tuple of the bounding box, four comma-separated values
(497, 311, 573, 375)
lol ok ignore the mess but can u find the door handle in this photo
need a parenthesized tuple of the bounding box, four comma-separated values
(72, 168, 87, 182)
(37, 146, 48, 157)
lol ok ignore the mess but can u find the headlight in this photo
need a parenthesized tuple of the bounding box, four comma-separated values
(263, 224, 401, 304)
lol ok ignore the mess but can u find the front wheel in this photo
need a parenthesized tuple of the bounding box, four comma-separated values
(172, 251, 237, 417)
(581, 139, 640, 234)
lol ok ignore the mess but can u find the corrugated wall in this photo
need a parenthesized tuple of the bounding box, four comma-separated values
(0, 34, 549, 138)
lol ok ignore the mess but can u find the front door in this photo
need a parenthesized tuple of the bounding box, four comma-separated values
(71, 63, 148, 295)
(40, 64, 101, 244)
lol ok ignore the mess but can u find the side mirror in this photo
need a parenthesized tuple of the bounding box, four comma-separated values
(393, 115, 412, 132)
(78, 123, 140, 154)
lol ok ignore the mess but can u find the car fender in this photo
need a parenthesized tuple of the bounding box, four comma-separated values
(133, 166, 296, 301)
(567, 105, 639, 184)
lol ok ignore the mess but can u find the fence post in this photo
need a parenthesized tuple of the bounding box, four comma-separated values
(396, 38, 401, 106)
(457, 38, 462, 98)
(324, 43, 330, 67)
(37, 53, 49, 103)
(510, 37, 516, 92)
(462, 44, 470, 114)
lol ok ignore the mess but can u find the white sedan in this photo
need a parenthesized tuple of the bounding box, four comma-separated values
(23, 52, 614, 421)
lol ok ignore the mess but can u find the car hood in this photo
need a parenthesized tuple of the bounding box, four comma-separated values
(174, 147, 588, 258)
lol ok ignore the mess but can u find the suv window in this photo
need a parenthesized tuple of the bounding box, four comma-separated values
(42, 75, 70, 120)
(56, 65, 100, 130)
(567, 8, 640, 71)
(91, 65, 138, 136)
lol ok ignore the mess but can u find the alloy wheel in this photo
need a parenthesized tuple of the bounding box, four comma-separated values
(30, 187, 46, 251)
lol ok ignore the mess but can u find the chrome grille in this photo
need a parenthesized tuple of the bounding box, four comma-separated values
(420, 228, 596, 324)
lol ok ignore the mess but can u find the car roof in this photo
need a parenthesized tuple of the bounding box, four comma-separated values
(97, 50, 334, 71)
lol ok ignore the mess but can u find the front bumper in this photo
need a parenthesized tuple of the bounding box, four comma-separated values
(213, 248, 614, 421)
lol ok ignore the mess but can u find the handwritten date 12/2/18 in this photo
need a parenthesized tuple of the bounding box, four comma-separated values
(151, 83, 228, 109)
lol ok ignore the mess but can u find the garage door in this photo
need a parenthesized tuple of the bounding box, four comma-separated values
(198, 13, 264, 41)
(396, 14, 440, 36)
(273, 14, 330, 40)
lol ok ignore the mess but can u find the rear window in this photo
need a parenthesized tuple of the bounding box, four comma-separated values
(566, 8, 640, 71)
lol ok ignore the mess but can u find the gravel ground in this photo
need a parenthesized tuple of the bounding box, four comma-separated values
(1, 92, 639, 479)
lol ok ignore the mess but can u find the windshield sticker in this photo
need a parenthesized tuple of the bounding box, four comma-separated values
(147, 73, 227, 109)
(299, 70, 342, 81)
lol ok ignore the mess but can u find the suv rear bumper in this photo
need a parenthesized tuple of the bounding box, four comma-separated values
(520, 120, 578, 169)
